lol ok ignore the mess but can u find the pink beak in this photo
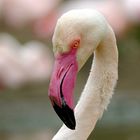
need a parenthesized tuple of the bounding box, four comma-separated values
(48, 48, 78, 130)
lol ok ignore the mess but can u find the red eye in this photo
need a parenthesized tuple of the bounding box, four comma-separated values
(72, 39, 80, 49)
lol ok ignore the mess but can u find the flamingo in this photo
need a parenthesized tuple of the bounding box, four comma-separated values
(49, 9, 118, 140)
(0, 33, 53, 88)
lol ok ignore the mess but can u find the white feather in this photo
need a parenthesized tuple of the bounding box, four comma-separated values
(52, 9, 118, 140)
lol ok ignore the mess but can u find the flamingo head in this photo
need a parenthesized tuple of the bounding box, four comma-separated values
(48, 9, 103, 130)
(49, 31, 81, 129)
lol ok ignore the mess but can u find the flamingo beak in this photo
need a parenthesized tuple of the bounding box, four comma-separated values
(48, 49, 78, 130)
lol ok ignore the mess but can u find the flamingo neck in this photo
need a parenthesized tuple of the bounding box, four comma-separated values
(53, 27, 118, 140)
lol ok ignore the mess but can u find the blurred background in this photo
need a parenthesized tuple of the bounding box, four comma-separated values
(0, 0, 140, 139)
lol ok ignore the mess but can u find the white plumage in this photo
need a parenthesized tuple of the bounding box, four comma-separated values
(52, 9, 118, 140)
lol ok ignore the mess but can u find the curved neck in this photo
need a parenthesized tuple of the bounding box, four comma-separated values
(53, 27, 118, 140)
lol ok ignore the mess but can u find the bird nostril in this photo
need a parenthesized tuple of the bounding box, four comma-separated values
(57, 67, 64, 78)
(57, 63, 73, 79)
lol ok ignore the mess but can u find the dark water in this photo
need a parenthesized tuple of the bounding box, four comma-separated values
(0, 85, 140, 140)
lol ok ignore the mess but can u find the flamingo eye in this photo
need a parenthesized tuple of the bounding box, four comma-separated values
(72, 40, 80, 49)
(73, 42, 79, 48)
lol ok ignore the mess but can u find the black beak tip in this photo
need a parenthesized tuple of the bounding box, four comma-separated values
(53, 102, 76, 130)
